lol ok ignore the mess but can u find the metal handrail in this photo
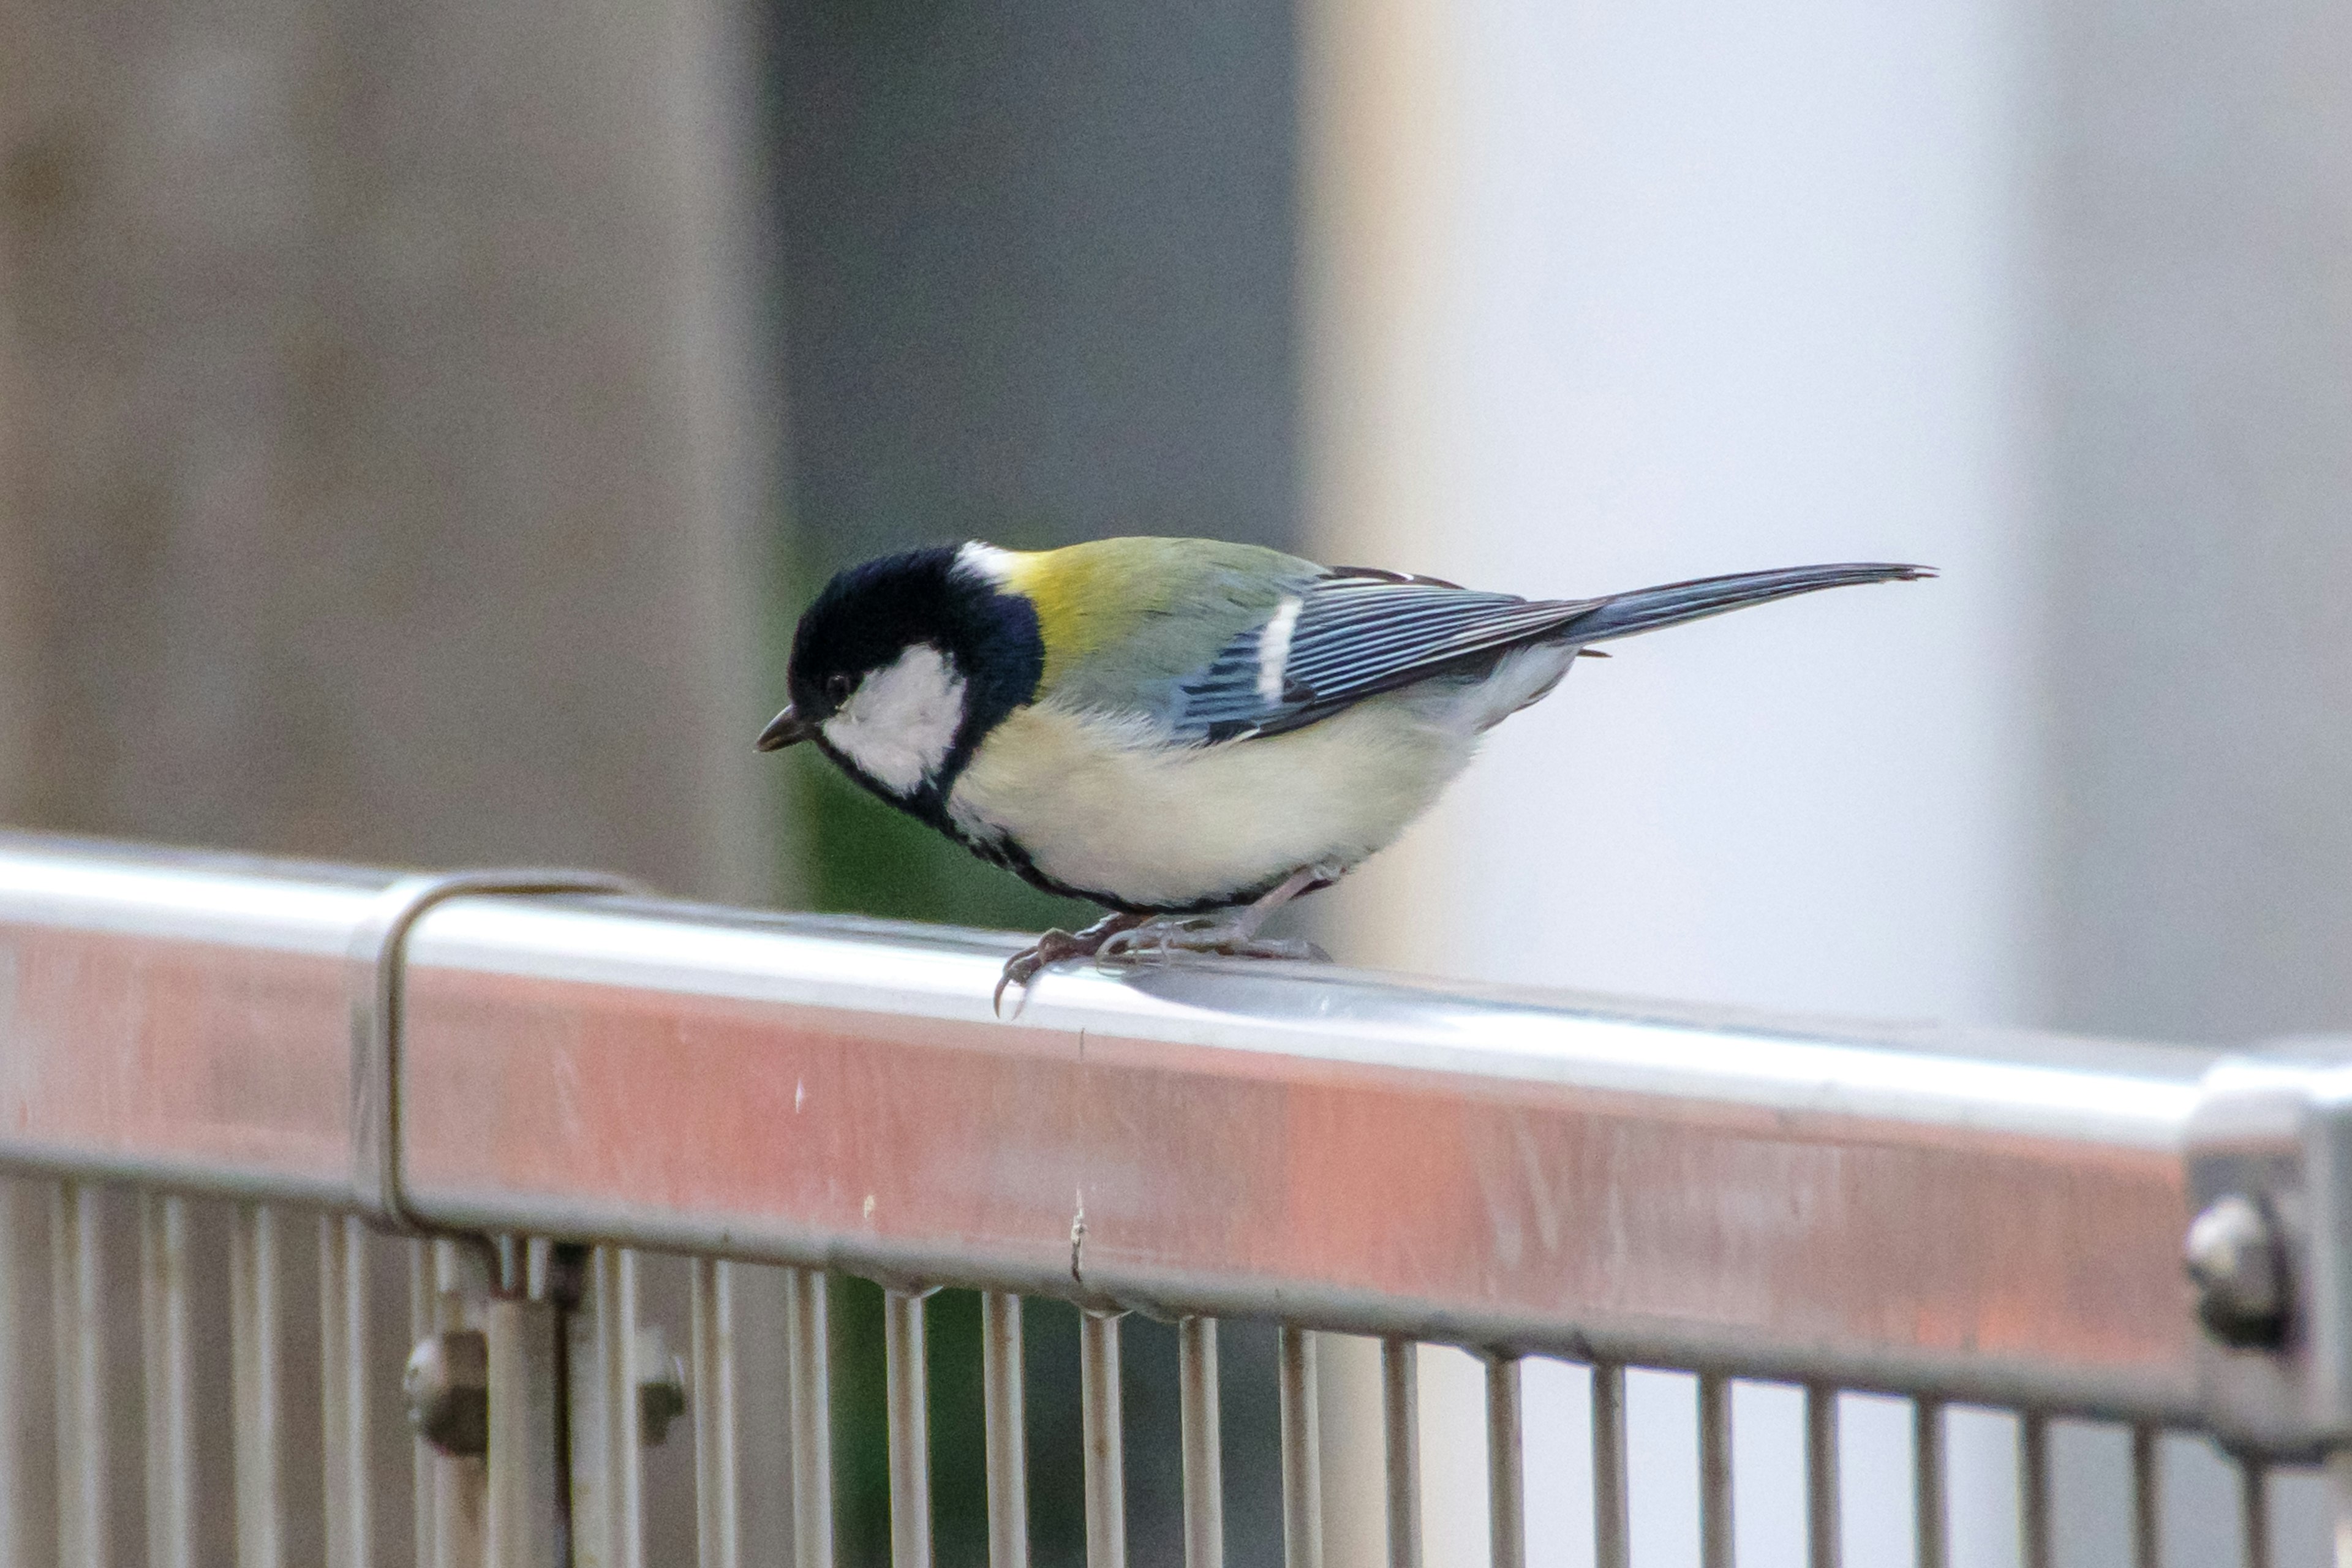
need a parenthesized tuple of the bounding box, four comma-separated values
(0, 830, 2211, 1422)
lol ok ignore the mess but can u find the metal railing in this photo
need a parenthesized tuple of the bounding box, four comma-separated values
(0, 831, 2337, 1566)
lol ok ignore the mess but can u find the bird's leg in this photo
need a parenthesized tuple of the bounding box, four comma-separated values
(995, 911, 1152, 1016)
(1096, 865, 1337, 967)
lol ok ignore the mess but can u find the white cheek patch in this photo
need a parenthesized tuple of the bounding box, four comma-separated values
(821, 644, 968, 796)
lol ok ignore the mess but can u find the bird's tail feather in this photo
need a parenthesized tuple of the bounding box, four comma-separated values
(1561, 562, 1933, 645)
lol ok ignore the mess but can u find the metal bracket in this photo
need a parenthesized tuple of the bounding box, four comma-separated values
(349, 869, 639, 1231)
(2184, 1038, 2352, 1458)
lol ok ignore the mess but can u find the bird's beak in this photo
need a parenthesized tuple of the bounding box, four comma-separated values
(756, 704, 816, 752)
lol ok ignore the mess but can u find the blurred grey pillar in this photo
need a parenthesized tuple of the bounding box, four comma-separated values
(2040, 0, 2352, 1049)
(0, 0, 780, 897)
(0, 0, 783, 1561)
(2035, 1, 2352, 1560)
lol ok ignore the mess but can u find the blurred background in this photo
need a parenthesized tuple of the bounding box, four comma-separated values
(4, 0, 2349, 1559)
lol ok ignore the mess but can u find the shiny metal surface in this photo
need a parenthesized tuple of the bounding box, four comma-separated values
(1178, 1317, 1223, 1568)
(692, 1258, 742, 1568)
(2327, 1449, 2352, 1568)
(2019, 1411, 2051, 1568)
(2241, 1458, 2270, 1568)
(1804, 1385, 1838, 1568)
(0, 834, 2222, 1416)
(1381, 1338, 1422, 1568)
(2132, 1426, 2161, 1568)
(1278, 1327, 1320, 1568)
(1591, 1363, 1629, 1568)
(394, 886, 2211, 1415)
(51, 1183, 105, 1568)
(232, 1204, 285, 1568)
(570, 1247, 645, 1568)
(143, 1195, 196, 1568)
(1698, 1372, 1731, 1568)
(982, 1292, 1030, 1568)
(885, 1288, 935, 1568)
(1082, 1311, 1126, 1568)
(487, 1293, 562, 1568)
(0, 839, 388, 1200)
(349, 870, 638, 1230)
(322, 1214, 374, 1568)
(1913, 1399, 1946, 1568)
(785, 1270, 834, 1568)
(1484, 1358, 1524, 1568)
(415, 1238, 489, 1568)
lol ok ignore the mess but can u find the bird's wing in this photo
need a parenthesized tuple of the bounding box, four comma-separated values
(1166, 569, 1591, 744)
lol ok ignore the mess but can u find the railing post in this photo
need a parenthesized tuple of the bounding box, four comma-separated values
(1278, 1326, 1321, 1568)
(2182, 1048, 2352, 1561)
(485, 1291, 564, 1568)
(568, 1245, 646, 1568)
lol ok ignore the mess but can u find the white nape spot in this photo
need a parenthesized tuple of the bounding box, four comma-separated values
(821, 643, 968, 796)
(953, 541, 1019, 587)
(1256, 595, 1303, 703)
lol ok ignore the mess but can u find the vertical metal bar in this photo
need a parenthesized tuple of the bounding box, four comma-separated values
(1591, 1363, 1629, 1568)
(322, 1214, 373, 1568)
(232, 1204, 285, 1568)
(2237, 1457, 2269, 1568)
(981, 1293, 1029, 1568)
(0, 1183, 28, 1568)
(1804, 1385, 1838, 1568)
(1485, 1357, 1525, 1568)
(2132, 1425, 2161, 1568)
(692, 1258, 742, 1568)
(1278, 1325, 1321, 1568)
(1698, 1372, 1733, 1568)
(570, 1246, 646, 1568)
(1082, 1311, 1127, 1568)
(418, 1238, 487, 1568)
(142, 1194, 195, 1568)
(1913, 1398, 1945, 1568)
(412, 1241, 439, 1568)
(2328, 1447, 2352, 1568)
(1178, 1317, 1223, 1568)
(51, 1182, 105, 1568)
(884, 1287, 935, 1568)
(786, 1270, 834, 1568)
(1381, 1339, 1421, 1568)
(487, 1288, 564, 1568)
(2018, 1411, 2051, 1568)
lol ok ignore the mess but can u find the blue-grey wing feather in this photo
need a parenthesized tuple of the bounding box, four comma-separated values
(1162, 559, 1932, 744)
(1170, 571, 1589, 744)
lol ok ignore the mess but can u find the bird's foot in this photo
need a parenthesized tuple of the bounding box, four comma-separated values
(1095, 916, 1331, 968)
(995, 912, 1149, 1017)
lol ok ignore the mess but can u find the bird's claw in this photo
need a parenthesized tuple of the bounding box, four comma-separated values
(994, 928, 1086, 1016)
(1096, 921, 1330, 967)
(993, 913, 1149, 1017)
(994, 911, 1329, 1017)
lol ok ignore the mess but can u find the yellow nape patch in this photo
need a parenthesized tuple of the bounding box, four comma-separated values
(983, 542, 1162, 686)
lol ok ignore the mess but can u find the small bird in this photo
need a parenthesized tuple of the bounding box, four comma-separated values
(758, 538, 1930, 1009)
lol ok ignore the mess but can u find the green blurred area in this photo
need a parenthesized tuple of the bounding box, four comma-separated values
(788, 750, 1095, 932)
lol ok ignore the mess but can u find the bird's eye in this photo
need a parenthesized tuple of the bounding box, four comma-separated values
(824, 673, 854, 708)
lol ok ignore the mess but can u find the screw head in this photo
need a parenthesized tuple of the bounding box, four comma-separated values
(2185, 1193, 2289, 1349)
(405, 1330, 490, 1455)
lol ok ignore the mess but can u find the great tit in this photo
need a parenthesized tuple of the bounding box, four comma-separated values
(757, 537, 1929, 1006)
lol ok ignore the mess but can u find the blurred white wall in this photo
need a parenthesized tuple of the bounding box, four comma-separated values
(1302, 0, 2037, 1024)
(1301, 0, 2351, 1552)
(1299, 0, 2038, 1559)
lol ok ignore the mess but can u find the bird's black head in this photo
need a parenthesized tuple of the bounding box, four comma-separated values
(758, 545, 1045, 809)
